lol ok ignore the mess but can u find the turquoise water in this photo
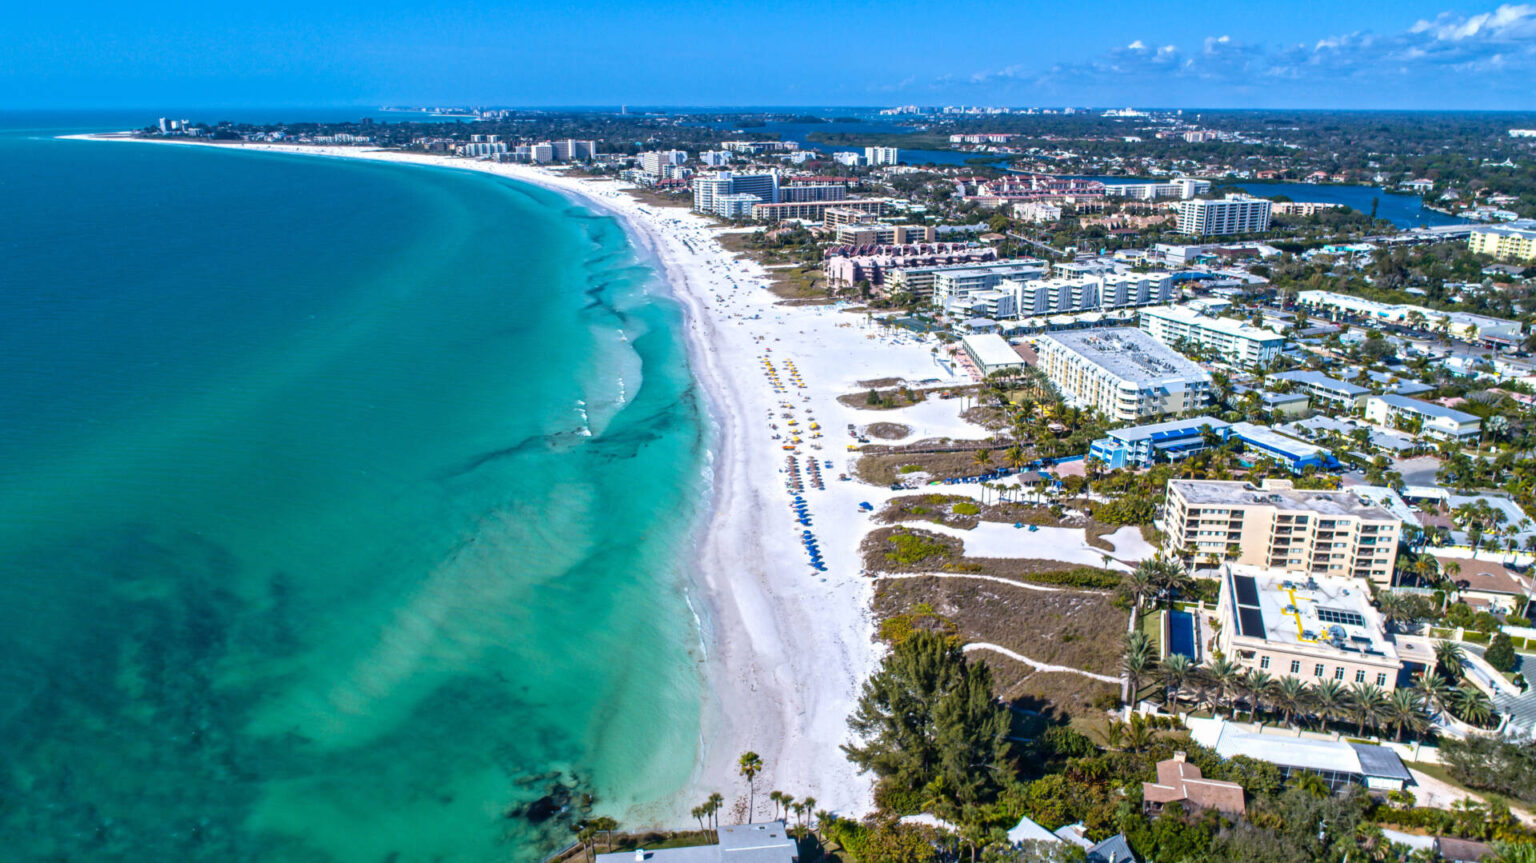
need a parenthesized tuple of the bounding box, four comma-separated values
(0, 119, 708, 861)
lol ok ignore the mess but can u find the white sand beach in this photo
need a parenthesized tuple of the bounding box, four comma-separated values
(65, 137, 967, 822)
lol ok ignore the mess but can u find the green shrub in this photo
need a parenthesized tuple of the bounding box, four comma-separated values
(952, 502, 980, 516)
(884, 530, 953, 565)
(1486, 633, 1518, 672)
(1022, 566, 1122, 589)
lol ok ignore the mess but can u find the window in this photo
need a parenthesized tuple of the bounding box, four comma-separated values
(1260, 656, 1270, 670)
(1334, 667, 1345, 680)
(1314, 664, 1325, 678)
(1376, 673, 1387, 687)
(1355, 670, 1366, 683)
(1290, 660, 1301, 674)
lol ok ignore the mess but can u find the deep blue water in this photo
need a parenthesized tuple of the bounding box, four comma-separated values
(0, 115, 708, 861)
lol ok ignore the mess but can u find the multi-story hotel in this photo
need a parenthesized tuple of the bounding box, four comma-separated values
(1176, 196, 1273, 236)
(1139, 304, 1285, 369)
(1469, 222, 1536, 262)
(1163, 479, 1401, 583)
(692, 172, 781, 216)
(1215, 566, 1402, 692)
(1033, 328, 1211, 422)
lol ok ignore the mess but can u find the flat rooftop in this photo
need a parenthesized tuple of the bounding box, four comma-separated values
(1040, 327, 1209, 384)
(1229, 421, 1326, 460)
(1224, 566, 1398, 661)
(962, 333, 1025, 367)
(1371, 394, 1479, 424)
(1143, 305, 1284, 341)
(1271, 369, 1370, 396)
(1107, 415, 1230, 442)
(1170, 480, 1396, 520)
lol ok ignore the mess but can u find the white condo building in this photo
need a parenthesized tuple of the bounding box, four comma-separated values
(1106, 178, 1211, 200)
(692, 172, 781, 217)
(1176, 196, 1273, 236)
(640, 150, 688, 175)
(1139, 305, 1286, 369)
(864, 147, 899, 166)
(1034, 328, 1212, 422)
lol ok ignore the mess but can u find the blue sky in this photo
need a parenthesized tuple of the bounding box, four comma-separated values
(5, 0, 1536, 109)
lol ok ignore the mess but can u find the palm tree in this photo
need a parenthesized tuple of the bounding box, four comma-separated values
(1273, 676, 1309, 730)
(1003, 444, 1028, 471)
(1415, 673, 1453, 722)
(1242, 669, 1277, 722)
(692, 805, 708, 835)
(1384, 688, 1428, 742)
(738, 751, 763, 820)
(1160, 653, 1193, 709)
(800, 797, 816, 832)
(972, 449, 993, 469)
(1452, 687, 1494, 727)
(769, 790, 785, 821)
(1311, 678, 1349, 731)
(1350, 682, 1389, 737)
(1120, 567, 1156, 613)
(1098, 719, 1127, 750)
(1125, 713, 1156, 752)
(707, 792, 724, 838)
(1435, 640, 1467, 681)
(1122, 630, 1155, 708)
(590, 817, 619, 854)
(1206, 654, 1243, 718)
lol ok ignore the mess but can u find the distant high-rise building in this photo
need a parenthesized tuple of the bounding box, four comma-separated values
(553, 139, 598, 161)
(640, 149, 687, 175)
(864, 147, 899, 166)
(692, 172, 780, 217)
(529, 143, 555, 163)
(833, 151, 864, 167)
(699, 150, 732, 167)
(1176, 196, 1272, 236)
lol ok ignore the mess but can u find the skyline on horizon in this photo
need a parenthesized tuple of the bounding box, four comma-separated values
(7, 1, 1536, 111)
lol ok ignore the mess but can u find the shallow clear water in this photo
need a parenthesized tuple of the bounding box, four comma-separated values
(0, 119, 707, 861)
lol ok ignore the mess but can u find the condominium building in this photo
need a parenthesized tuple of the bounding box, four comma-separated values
(750, 198, 887, 223)
(693, 172, 780, 217)
(864, 147, 900, 166)
(1270, 370, 1370, 412)
(833, 223, 936, 246)
(1214, 566, 1402, 692)
(1139, 305, 1285, 369)
(552, 139, 598, 161)
(1176, 196, 1273, 236)
(640, 150, 688, 175)
(1468, 221, 1536, 262)
(1033, 328, 1211, 422)
(699, 150, 732, 167)
(1295, 290, 1522, 344)
(832, 151, 864, 167)
(1163, 479, 1402, 583)
(930, 263, 1048, 308)
(1364, 395, 1481, 440)
(1105, 178, 1211, 200)
(778, 183, 848, 203)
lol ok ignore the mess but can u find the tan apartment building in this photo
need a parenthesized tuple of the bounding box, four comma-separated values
(1216, 566, 1402, 691)
(1164, 479, 1401, 584)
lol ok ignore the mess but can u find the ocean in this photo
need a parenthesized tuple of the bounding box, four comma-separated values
(0, 114, 709, 861)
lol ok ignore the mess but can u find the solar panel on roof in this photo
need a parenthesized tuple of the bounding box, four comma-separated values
(1234, 575, 1260, 607)
(1317, 608, 1366, 628)
(1238, 606, 1265, 638)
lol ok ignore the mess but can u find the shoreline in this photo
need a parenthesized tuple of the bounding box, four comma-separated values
(65, 136, 903, 825)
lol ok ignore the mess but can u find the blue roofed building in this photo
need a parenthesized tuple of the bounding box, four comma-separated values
(1089, 416, 1231, 470)
(1228, 421, 1334, 473)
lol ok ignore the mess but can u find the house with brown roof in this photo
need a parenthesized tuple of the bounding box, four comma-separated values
(1432, 555, 1534, 615)
(1142, 752, 1246, 817)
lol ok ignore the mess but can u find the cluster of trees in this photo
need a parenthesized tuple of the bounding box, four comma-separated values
(1122, 638, 1496, 739)
(1439, 733, 1536, 807)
